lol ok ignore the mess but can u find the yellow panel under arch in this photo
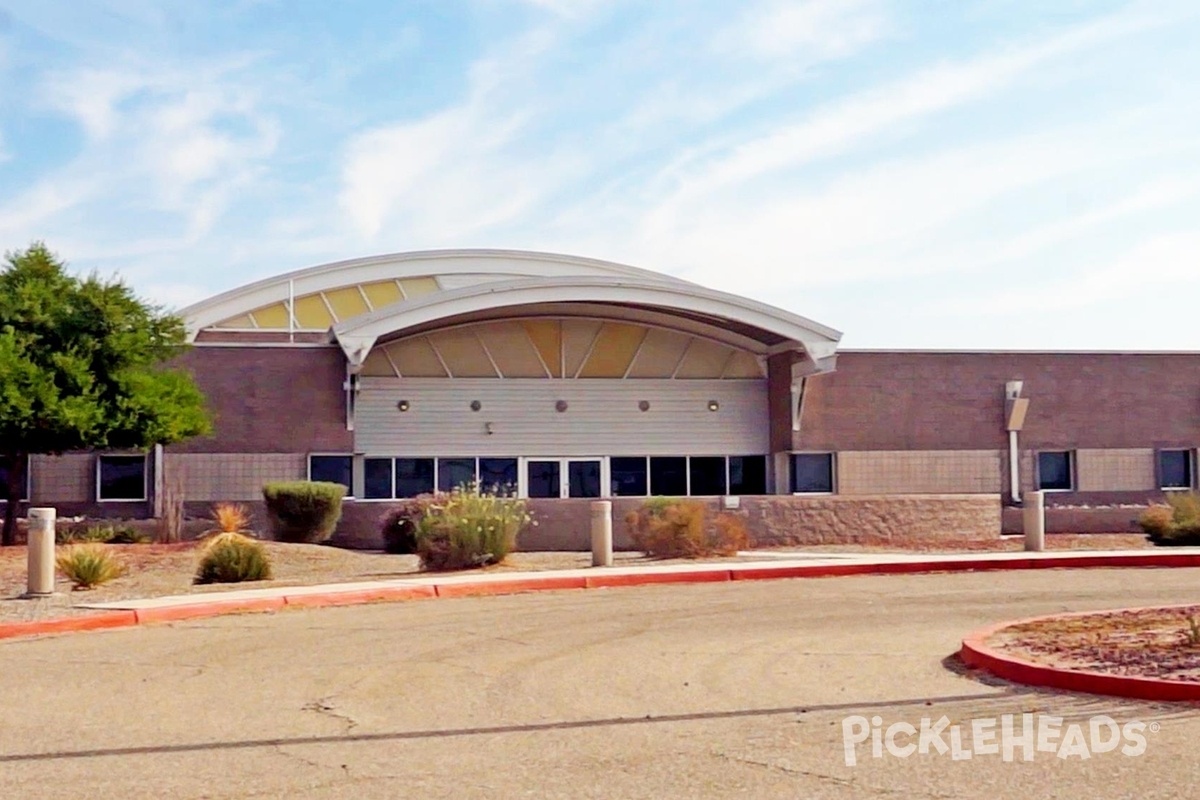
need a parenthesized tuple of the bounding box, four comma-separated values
(477, 321, 549, 377)
(625, 328, 692, 378)
(250, 303, 290, 329)
(360, 349, 398, 377)
(292, 294, 334, 329)
(426, 328, 497, 377)
(674, 338, 735, 379)
(323, 287, 370, 322)
(562, 319, 603, 378)
(521, 320, 562, 378)
(361, 280, 404, 310)
(577, 323, 647, 378)
(385, 337, 448, 377)
(398, 276, 440, 298)
(214, 314, 256, 329)
(722, 351, 765, 378)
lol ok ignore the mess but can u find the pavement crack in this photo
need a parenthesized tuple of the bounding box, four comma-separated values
(712, 751, 955, 798)
(301, 697, 359, 732)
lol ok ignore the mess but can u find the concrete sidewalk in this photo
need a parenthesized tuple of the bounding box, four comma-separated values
(77, 547, 1200, 612)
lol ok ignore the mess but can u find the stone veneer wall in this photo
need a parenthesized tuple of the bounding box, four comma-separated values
(836, 451, 1002, 495)
(330, 494, 1002, 550)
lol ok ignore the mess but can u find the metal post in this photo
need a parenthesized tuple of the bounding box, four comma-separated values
(590, 500, 612, 567)
(26, 507, 56, 596)
(1023, 491, 1045, 552)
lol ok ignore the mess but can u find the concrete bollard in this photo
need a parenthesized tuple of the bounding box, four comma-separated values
(590, 500, 613, 567)
(26, 507, 57, 597)
(1023, 491, 1045, 552)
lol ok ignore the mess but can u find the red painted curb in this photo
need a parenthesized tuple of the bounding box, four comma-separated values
(134, 597, 287, 624)
(283, 585, 438, 608)
(584, 570, 732, 588)
(434, 576, 588, 597)
(0, 610, 139, 641)
(960, 608, 1200, 702)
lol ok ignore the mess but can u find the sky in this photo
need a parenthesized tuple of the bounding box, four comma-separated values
(1, 0, 1199, 349)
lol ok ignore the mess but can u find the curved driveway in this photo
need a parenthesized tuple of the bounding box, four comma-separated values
(3, 568, 1199, 799)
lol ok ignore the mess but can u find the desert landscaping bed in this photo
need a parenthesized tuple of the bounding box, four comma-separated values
(985, 605, 1200, 682)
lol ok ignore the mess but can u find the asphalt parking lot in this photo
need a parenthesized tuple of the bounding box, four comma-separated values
(2, 567, 1199, 799)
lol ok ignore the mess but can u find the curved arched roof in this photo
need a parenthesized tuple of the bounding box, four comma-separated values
(333, 275, 840, 369)
(181, 249, 697, 336)
(182, 249, 841, 372)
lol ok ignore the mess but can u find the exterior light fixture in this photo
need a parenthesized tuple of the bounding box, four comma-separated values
(485, 422, 495, 435)
(638, 400, 650, 412)
(397, 400, 410, 412)
(556, 400, 569, 413)
(707, 400, 720, 412)
(470, 400, 482, 412)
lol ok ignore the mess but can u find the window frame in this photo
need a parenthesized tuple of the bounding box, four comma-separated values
(1157, 448, 1195, 492)
(0, 455, 31, 504)
(307, 453, 355, 498)
(791, 452, 836, 495)
(96, 454, 149, 503)
(1035, 450, 1075, 493)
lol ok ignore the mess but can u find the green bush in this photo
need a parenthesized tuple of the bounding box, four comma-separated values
(415, 484, 531, 571)
(57, 523, 150, 545)
(262, 481, 346, 543)
(1140, 493, 1200, 546)
(56, 544, 125, 589)
(105, 526, 151, 544)
(194, 532, 273, 584)
(381, 497, 436, 554)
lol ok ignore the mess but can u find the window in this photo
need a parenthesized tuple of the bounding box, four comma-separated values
(1036, 451, 1073, 491)
(437, 458, 477, 492)
(1159, 449, 1193, 490)
(395, 458, 435, 498)
(97, 455, 147, 501)
(611, 457, 648, 496)
(309, 455, 353, 495)
(689, 456, 727, 496)
(527, 460, 561, 498)
(479, 458, 518, 494)
(729, 456, 767, 495)
(650, 457, 688, 496)
(0, 457, 30, 502)
(792, 453, 834, 494)
(364, 458, 393, 499)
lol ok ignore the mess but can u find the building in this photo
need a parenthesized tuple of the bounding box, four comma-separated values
(4, 249, 1195, 547)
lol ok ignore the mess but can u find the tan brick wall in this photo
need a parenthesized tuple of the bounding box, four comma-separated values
(836, 451, 1002, 495)
(30, 454, 93, 503)
(165, 453, 306, 501)
(743, 494, 1001, 546)
(1075, 448, 1155, 492)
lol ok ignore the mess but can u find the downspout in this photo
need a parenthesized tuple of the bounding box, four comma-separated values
(1005, 381, 1029, 505)
(288, 279, 295, 344)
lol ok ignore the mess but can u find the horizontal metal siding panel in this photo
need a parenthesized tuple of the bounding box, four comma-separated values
(355, 378, 768, 456)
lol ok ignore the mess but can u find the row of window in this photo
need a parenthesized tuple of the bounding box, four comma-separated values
(1036, 449, 1195, 492)
(310, 455, 770, 499)
(0, 455, 148, 502)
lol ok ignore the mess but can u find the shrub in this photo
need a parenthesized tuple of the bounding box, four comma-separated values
(625, 499, 752, 558)
(105, 525, 151, 544)
(56, 544, 125, 590)
(262, 481, 346, 543)
(57, 523, 113, 545)
(194, 532, 273, 584)
(381, 497, 437, 554)
(414, 484, 531, 571)
(205, 502, 252, 536)
(1140, 493, 1200, 545)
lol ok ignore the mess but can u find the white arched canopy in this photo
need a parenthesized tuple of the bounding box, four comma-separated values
(333, 275, 841, 374)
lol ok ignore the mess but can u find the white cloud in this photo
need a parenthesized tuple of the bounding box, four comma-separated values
(720, 0, 891, 60)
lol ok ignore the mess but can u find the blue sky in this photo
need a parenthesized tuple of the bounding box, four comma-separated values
(1, 0, 1199, 348)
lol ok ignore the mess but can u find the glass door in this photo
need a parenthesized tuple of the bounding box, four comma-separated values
(567, 459, 602, 498)
(523, 458, 608, 498)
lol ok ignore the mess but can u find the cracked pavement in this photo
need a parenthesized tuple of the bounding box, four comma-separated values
(1, 568, 1199, 798)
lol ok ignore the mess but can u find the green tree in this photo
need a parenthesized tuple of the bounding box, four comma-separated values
(0, 243, 211, 545)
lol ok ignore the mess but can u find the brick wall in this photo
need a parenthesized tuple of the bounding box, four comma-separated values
(1075, 449, 1156, 492)
(837, 450, 1002, 494)
(330, 495, 1001, 550)
(170, 345, 353, 454)
(166, 453, 307, 501)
